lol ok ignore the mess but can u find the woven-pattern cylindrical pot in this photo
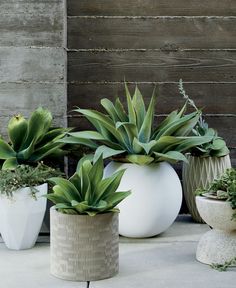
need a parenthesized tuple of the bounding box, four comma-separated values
(183, 154, 231, 223)
(50, 208, 119, 281)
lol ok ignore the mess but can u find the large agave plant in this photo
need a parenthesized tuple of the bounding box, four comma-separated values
(46, 156, 131, 216)
(0, 107, 70, 169)
(61, 84, 213, 165)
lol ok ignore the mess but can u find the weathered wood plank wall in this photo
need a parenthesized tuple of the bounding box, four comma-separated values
(0, 0, 67, 135)
(67, 0, 236, 166)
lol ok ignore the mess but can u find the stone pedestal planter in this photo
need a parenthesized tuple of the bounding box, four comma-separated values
(104, 161, 182, 238)
(183, 154, 231, 223)
(196, 196, 236, 265)
(0, 183, 47, 250)
(50, 208, 119, 281)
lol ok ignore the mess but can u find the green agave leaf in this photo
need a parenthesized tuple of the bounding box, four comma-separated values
(94, 145, 126, 162)
(132, 85, 146, 129)
(155, 112, 198, 139)
(52, 185, 71, 203)
(29, 142, 64, 162)
(2, 157, 18, 170)
(211, 138, 227, 151)
(22, 107, 52, 149)
(59, 135, 98, 149)
(49, 177, 81, 202)
(79, 161, 92, 200)
(152, 110, 179, 138)
(89, 156, 104, 191)
(0, 139, 16, 159)
(71, 200, 90, 213)
(132, 139, 157, 154)
(125, 83, 136, 124)
(150, 136, 184, 153)
(74, 108, 124, 143)
(86, 211, 98, 216)
(132, 137, 145, 154)
(95, 169, 126, 203)
(173, 112, 200, 136)
(101, 98, 121, 122)
(154, 151, 188, 163)
(116, 121, 138, 149)
(125, 154, 154, 165)
(138, 89, 156, 142)
(76, 154, 94, 172)
(46, 194, 69, 205)
(8, 114, 28, 152)
(105, 191, 131, 210)
(210, 146, 229, 157)
(175, 136, 213, 153)
(69, 172, 82, 193)
(114, 98, 129, 122)
(91, 200, 108, 211)
(36, 127, 71, 147)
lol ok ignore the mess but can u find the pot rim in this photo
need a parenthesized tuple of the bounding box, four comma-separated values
(196, 195, 232, 206)
(50, 206, 118, 217)
(185, 153, 230, 159)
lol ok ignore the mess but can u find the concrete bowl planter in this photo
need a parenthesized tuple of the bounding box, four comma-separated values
(183, 154, 231, 223)
(196, 196, 236, 265)
(104, 161, 182, 238)
(50, 207, 119, 281)
(0, 183, 47, 250)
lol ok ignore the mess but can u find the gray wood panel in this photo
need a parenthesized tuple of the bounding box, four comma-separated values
(0, 47, 65, 82)
(68, 17, 236, 49)
(67, 0, 236, 16)
(68, 115, 236, 148)
(68, 50, 236, 82)
(68, 83, 236, 114)
(0, 1, 63, 47)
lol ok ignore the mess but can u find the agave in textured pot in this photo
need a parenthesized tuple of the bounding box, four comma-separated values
(46, 156, 130, 281)
(0, 163, 60, 250)
(195, 169, 236, 266)
(179, 80, 231, 223)
(60, 83, 212, 238)
(0, 107, 70, 169)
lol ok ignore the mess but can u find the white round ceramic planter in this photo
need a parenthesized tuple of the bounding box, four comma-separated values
(0, 183, 47, 250)
(104, 161, 182, 238)
(196, 196, 236, 265)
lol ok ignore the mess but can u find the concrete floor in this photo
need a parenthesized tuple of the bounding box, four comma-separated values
(0, 216, 235, 288)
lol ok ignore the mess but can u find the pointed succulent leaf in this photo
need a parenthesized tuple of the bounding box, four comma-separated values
(154, 151, 188, 163)
(0, 139, 16, 159)
(125, 154, 154, 165)
(94, 145, 126, 162)
(8, 114, 28, 151)
(2, 157, 18, 170)
(59, 135, 98, 149)
(125, 83, 136, 124)
(101, 98, 121, 122)
(105, 191, 131, 209)
(175, 136, 213, 153)
(132, 86, 146, 129)
(114, 98, 129, 122)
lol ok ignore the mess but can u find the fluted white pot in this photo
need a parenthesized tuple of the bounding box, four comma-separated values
(196, 196, 236, 265)
(183, 154, 231, 223)
(0, 183, 47, 250)
(104, 161, 182, 238)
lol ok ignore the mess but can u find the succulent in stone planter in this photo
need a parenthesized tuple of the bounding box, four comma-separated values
(61, 84, 213, 165)
(47, 156, 130, 281)
(0, 107, 70, 169)
(196, 168, 236, 220)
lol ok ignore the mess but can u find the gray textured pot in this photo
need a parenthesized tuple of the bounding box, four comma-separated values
(183, 154, 231, 223)
(50, 207, 119, 281)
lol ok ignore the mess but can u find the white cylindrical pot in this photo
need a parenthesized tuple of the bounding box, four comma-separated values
(50, 208, 119, 281)
(0, 183, 47, 250)
(104, 161, 182, 238)
(196, 196, 236, 265)
(183, 154, 231, 223)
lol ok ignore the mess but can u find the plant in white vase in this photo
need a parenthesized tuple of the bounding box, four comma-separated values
(60, 84, 212, 238)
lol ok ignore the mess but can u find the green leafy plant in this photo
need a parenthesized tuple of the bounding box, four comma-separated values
(46, 156, 131, 216)
(196, 168, 236, 220)
(0, 163, 62, 198)
(179, 79, 229, 157)
(0, 107, 70, 169)
(211, 257, 236, 272)
(60, 84, 213, 165)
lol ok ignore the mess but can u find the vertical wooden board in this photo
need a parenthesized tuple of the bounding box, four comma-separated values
(68, 83, 236, 114)
(67, 17, 236, 49)
(68, 50, 236, 82)
(67, 0, 236, 16)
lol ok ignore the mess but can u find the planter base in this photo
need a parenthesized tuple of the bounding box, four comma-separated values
(196, 229, 236, 265)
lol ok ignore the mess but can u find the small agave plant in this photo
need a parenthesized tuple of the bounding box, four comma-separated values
(46, 156, 131, 216)
(61, 84, 213, 165)
(0, 107, 70, 169)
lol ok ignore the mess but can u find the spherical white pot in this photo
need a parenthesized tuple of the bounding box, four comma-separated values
(196, 196, 236, 265)
(104, 161, 182, 238)
(0, 183, 47, 250)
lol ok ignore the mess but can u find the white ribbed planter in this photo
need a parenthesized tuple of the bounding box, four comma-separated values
(183, 154, 231, 223)
(50, 208, 119, 281)
(0, 183, 47, 250)
(196, 196, 236, 265)
(104, 161, 182, 238)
